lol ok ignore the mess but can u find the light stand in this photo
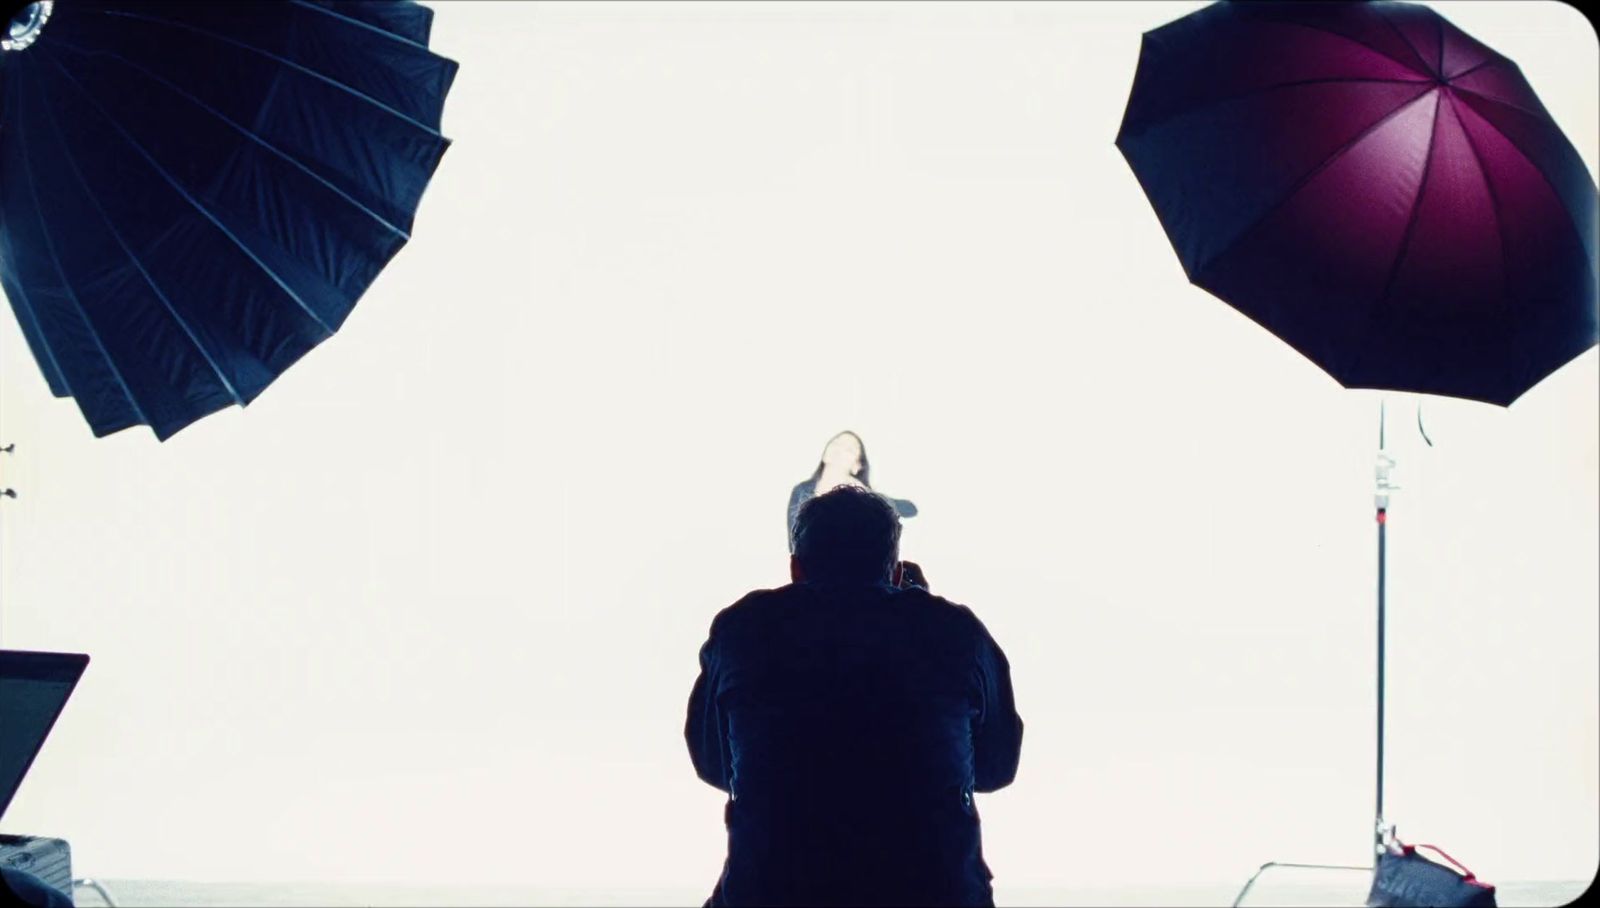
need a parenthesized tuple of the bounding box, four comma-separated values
(1229, 401, 1408, 906)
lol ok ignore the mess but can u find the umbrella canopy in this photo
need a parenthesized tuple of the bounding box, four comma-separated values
(1116, 0, 1598, 406)
(0, 1, 456, 439)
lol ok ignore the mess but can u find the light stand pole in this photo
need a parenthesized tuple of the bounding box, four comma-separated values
(1374, 402, 1397, 866)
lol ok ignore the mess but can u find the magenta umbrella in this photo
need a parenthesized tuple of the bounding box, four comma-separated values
(1117, 2, 1597, 901)
(1117, 0, 1597, 408)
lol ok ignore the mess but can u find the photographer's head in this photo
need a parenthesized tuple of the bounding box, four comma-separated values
(791, 484, 902, 587)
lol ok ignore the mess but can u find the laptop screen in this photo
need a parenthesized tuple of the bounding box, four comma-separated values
(0, 651, 88, 821)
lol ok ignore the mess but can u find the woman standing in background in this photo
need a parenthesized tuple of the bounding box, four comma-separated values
(786, 431, 917, 553)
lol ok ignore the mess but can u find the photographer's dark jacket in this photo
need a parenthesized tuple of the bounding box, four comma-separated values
(686, 582, 1023, 907)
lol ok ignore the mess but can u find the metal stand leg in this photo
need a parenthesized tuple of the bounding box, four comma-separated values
(72, 878, 119, 907)
(1231, 861, 1372, 907)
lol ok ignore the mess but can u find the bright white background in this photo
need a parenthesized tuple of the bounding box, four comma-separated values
(1, 0, 1595, 896)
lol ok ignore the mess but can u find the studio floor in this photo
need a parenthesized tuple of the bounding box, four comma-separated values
(63, 877, 1590, 907)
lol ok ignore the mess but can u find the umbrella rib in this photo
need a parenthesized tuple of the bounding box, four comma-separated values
(1193, 87, 1436, 278)
(1447, 84, 1546, 122)
(40, 52, 338, 340)
(1434, 16, 1445, 81)
(0, 81, 75, 401)
(1446, 92, 1519, 393)
(0, 254, 75, 402)
(1346, 93, 1440, 388)
(12, 66, 150, 430)
(1120, 77, 1432, 138)
(1451, 89, 1599, 292)
(1444, 56, 1504, 83)
(1272, 18, 1433, 80)
(0, 239, 75, 399)
(1377, 93, 1442, 310)
(33, 50, 247, 407)
(47, 38, 410, 241)
(1371, 9, 1437, 79)
(288, 0, 433, 52)
(98, 9, 445, 139)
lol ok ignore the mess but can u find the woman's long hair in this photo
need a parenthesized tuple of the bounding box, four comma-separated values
(807, 430, 871, 489)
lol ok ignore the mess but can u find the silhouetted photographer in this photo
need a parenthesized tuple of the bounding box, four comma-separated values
(688, 485, 1022, 907)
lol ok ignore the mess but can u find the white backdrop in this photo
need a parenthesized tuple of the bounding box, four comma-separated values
(1, 0, 1595, 894)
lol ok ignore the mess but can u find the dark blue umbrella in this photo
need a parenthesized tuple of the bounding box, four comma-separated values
(0, 1, 456, 439)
